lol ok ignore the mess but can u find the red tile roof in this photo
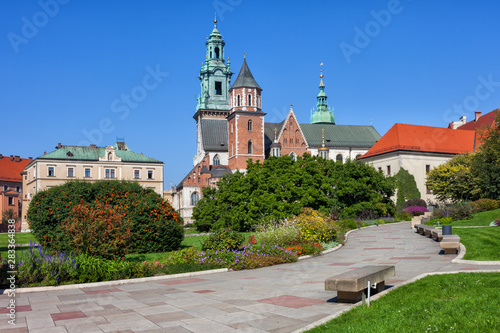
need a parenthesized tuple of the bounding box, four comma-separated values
(0, 156, 32, 182)
(360, 124, 476, 159)
(457, 109, 498, 131)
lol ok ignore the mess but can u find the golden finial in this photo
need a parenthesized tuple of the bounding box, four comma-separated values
(244, 52, 247, 59)
(320, 61, 324, 78)
(214, 13, 217, 25)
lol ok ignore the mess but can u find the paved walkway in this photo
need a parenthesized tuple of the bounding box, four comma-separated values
(2, 222, 500, 333)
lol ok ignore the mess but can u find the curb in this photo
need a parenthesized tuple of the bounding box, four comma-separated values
(293, 269, 500, 333)
(5, 268, 229, 294)
(452, 243, 500, 265)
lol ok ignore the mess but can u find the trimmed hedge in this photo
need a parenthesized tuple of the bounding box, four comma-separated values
(27, 180, 183, 255)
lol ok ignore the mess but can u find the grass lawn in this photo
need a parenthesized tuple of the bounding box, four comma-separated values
(453, 227, 500, 261)
(452, 208, 500, 226)
(0, 232, 39, 259)
(306, 272, 500, 333)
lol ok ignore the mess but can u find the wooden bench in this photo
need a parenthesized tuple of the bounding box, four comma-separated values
(440, 235, 460, 254)
(325, 265, 395, 303)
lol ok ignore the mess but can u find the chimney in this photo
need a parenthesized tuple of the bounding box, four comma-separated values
(90, 144, 97, 148)
(10, 155, 14, 161)
(57, 143, 62, 149)
(0, 154, 3, 159)
(29, 157, 33, 161)
(475, 111, 481, 121)
(44, 151, 47, 155)
(14, 156, 20, 162)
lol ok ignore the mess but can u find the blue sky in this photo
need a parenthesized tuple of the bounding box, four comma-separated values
(3, 1, 500, 187)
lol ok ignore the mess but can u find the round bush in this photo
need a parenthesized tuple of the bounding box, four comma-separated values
(27, 180, 183, 254)
(202, 229, 244, 251)
(402, 198, 427, 209)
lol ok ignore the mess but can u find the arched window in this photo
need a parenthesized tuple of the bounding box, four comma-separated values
(336, 154, 343, 163)
(248, 140, 253, 154)
(214, 47, 220, 59)
(248, 119, 253, 131)
(248, 94, 252, 106)
(237, 95, 241, 106)
(356, 154, 362, 159)
(108, 152, 112, 161)
(213, 154, 220, 165)
(289, 152, 297, 161)
(191, 192, 200, 206)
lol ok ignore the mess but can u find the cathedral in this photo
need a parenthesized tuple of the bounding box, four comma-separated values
(172, 18, 381, 223)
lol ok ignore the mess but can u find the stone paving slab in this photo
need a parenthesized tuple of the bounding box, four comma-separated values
(3, 222, 500, 332)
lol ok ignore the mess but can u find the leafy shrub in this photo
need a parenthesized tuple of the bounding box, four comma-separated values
(427, 217, 453, 225)
(285, 241, 324, 256)
(471, 199, 499, 212)
(163, 247, 199, 265)
(202, 229, 245, 251)
(195, 244, 298, 270)
(394, 168, 421, 209)
(394, 211, 412, 221)
(74, 254, 143, 282)
(335, 218, 359, 231)
(404, 206, 429, 216)
(17, 241, 77, 286)
(27, 180, 184, 255)
(294, 208, 337, 243)
(445, 201, 476, 220)
(61, 203, 132, 260)
(256, 220, 301, 247)
(402, 198, 427, 209)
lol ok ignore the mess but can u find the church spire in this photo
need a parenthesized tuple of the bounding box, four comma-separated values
(310, 63, 335, 124)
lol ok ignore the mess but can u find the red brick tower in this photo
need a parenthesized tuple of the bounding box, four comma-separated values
(228, 57, 266, 171)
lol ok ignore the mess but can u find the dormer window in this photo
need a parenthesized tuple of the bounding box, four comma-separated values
(66, 151, 73, 157)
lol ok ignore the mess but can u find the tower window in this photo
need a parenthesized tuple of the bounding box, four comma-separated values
(248, 119, 253, 131)
(215, 81, 222, 95)
(248, 140, 253, 154)
(237, 95, 241, 106)
(215, 47, 220, 59)
(248, 94, 252, 106)
(213, 154, 220, 165)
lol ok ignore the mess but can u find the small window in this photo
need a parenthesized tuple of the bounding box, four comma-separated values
(191, 192, 200, 206)
(248, 119, 253, 131)
(134, 170, 140, 179)
(213, 154, 220, 165)
(356, 154, 362, 159)
(105, 169, 115, 179)
(3, 185, 8, 191)
(48, 167, 55, 177)
(16, 186, 20, 192)
(215, 81, 222, 95)
(67, 168, 74, 177)
(336, 154, 343, 163)
(387, 165, 391, 176)
(8, 197, 14, 206)
(237, 95, 241, 106)
(284, 138, 287, 144)
(248, 140, 253, 154)
(426, 165, 431, 174)
(290, 152, 297, 161)
(248, 94, 252, 106)
(148, 170, 153, 179)
(378, 167, 382, 172)
(214, 46, 220, 59)
(108, 152, 112, 161)
(85, 168, 91, 178)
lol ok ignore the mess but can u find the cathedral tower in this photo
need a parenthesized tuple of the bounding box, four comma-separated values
(228, 57, 265, 171)
(193, 17, 233, 166)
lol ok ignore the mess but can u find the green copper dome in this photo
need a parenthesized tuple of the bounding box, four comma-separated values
(310, 71, 335, 124)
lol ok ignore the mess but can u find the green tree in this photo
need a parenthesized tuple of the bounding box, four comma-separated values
(426, 154, 477, 202)
(192, 154, 395, 231)
(471, 109, 500, 199)
(394, 168, 421, 209)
